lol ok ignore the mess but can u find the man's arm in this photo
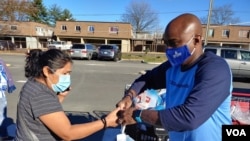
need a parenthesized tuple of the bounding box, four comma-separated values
(117, 61, 169, 113)
(140, 110, 162, 126)
(119, 62, 170, 125)
(159, 57, 232, 131)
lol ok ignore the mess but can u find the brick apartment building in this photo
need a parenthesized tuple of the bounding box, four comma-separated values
(0, 21, 53, 49)
(53, 21, 132, 52)
(0, 20, 250, 52)
(202, 24, 250, 49)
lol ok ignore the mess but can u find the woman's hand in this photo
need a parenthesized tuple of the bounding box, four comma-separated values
(57, 87, 71, 103)
(105, 107, 122, 127)
(116, 95, 133, 110)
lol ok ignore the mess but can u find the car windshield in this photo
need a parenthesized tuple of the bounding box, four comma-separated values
(100, 45, 113, 49)
(72, 44, 85, 49)
(204, 48, 217, 54)
(51, 41, 63, 44)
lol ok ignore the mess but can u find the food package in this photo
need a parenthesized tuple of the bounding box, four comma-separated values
(133, 89, 166, 110)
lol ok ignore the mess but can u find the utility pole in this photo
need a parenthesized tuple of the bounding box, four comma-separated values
(204, 0, 213, 46)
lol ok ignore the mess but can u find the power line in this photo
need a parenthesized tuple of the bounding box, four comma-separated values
(62, 10, 250, 17)
(72, 10, 206, 16)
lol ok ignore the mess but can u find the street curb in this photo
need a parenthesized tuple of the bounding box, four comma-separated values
(146, 62, 162, 65)
(0, 52, 26, 56)
(142, 61, 162, 65)
(140, 60, 162, 65)
(1, 52, 163, 65)
(139, 70, 146, 75)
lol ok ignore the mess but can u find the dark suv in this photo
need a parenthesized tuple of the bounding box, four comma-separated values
(98, 44, 121, 61)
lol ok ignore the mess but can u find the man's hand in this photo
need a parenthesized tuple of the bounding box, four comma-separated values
(117, 107, 137, 125)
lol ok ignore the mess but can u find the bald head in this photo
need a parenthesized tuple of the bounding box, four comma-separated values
(163, 13, 202, 40)
(163, 13, 204, 65)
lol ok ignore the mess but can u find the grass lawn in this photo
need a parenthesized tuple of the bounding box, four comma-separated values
(0, 49, 167, 63)
(122, 52, 167, 63)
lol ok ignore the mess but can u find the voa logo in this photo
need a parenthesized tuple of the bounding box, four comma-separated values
(173, 51, 181, 58)
(226, 129, 246, 136)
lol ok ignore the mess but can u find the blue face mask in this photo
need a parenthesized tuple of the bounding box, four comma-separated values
(165, 36, 195, 67)
(51, 74, 71, 93)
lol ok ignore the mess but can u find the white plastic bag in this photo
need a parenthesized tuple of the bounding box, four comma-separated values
(133, 89, 166, 110)
(116, 125, 135, 141)
(231, 102, 250, 124)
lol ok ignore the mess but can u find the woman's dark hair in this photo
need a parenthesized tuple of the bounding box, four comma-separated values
(25, 49, 73, 78)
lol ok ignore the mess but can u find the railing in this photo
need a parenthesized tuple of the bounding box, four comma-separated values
(132, 33, 163, 40)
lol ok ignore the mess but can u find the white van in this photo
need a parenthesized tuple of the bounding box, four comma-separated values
(203, 46, 250, 78)
(70, 43, 97, 60)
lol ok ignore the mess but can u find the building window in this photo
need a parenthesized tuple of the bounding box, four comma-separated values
(36, 27, 41, 32)
(88, 26, 94, 32)
(61, 25, 67, 31)
(75, 25, 81, 32)
(10, 25, 17, 30)
(208, 29, 214, 37)
(109, 26, 119, 33)
(239, 30, 249, 38)
(222, 29, 230, 37)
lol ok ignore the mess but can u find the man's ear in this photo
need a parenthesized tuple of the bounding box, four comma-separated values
(42, 66, 50, 78)
(194, 35, 202, 44)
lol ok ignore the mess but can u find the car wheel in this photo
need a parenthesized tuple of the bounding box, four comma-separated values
(113, 56, 119, 62)
(87, 54, 92, 60)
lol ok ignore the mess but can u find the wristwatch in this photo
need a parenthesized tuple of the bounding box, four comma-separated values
(133, 110, 142, 123)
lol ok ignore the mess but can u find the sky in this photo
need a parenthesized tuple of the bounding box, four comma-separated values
(43, 0, 250, 30)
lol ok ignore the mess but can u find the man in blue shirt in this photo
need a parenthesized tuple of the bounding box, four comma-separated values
(117, 13, 232, 141)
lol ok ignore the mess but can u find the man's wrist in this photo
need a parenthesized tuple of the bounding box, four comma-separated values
(123, 94, 133, 101)
(132, 110, 142, 123)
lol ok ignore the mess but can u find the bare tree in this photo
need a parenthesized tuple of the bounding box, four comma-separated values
(16, 0, 36, 21)
(200, 4, 240, 25)
(121, 0, 159, 33)
(0, 0, 36, 21)
(0, 0, 19, 21)
(212, 4, 240, 25)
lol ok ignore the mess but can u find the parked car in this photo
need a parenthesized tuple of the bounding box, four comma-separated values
(47, 41, 72, 51)
(0, 41, 17, 50)
(203, 46, 250, 78)
(70, 43, 97, 60)
(92, 47, 98, 60)
(98, 44, 121, 61)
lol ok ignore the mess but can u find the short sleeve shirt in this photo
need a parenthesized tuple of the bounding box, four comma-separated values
(15, 78, 63, 141)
